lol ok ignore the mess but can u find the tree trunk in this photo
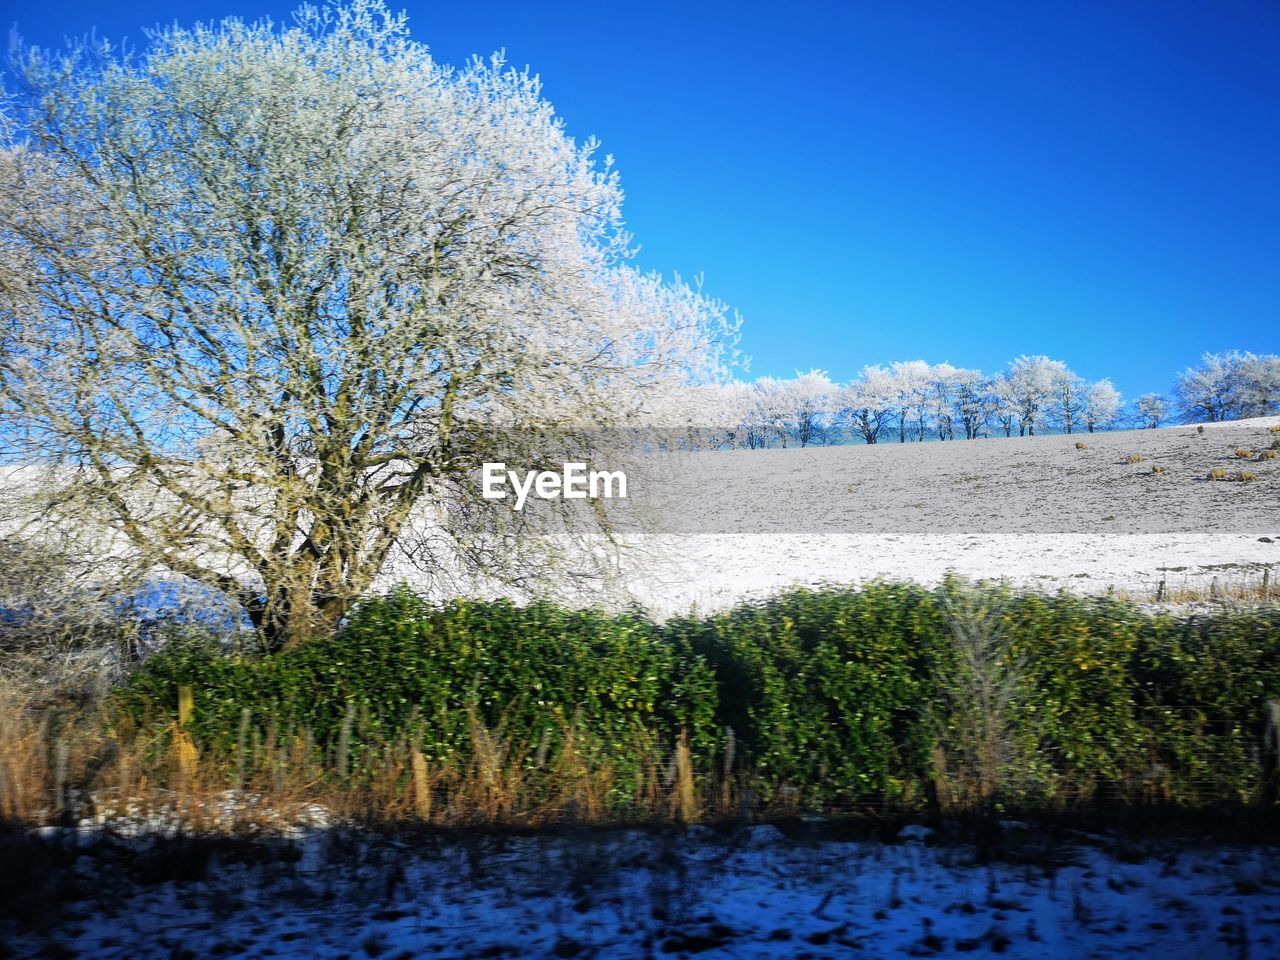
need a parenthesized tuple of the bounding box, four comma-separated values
(260, 591, 349, 652)
(252, 549, 364, 652)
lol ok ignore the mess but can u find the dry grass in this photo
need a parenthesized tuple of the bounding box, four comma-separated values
(1150, 465, 1166, 475)
(1234, 448, 1254, 459)
(1259, 450, 1278, 461)
(1126, 453, 1144, 464)
(0, 683, 750, 833)
(1206, 468, 1261, 483)
(1074, 441, 1087, 450)
(1148, 566, 1277, 604)
(1268, 424, 1280, 434)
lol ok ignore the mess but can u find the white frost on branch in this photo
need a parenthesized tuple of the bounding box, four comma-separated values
(0, 1, 736, 647)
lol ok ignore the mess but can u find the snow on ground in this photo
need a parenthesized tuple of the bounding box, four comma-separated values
(625, 416, 1280, 535)
(625, 532, 1279, 617)
(612, 418, 1280, 615)
(5, 419, 1277, 619)
(5, 824, 1278, 959)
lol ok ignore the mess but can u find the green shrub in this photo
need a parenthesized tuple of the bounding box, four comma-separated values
(1129, 609, 1280, 804)
(117, 583, 1280, 813)
(669, 582, 951, 805)
(674, 585, 1280, 808)
(118, 591, 718, 806)
(1000, 593, 1148, 798)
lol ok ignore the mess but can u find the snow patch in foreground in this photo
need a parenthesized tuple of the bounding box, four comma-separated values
(6, 826, 1277, 958)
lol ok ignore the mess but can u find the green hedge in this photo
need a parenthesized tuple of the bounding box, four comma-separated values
(668, 582, 951, 805)
(1129, 607, 1280, 803)
(117, 581, 1280, 811)
(119, 591, 717, 806)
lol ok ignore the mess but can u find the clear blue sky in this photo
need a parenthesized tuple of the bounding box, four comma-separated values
(5, 0, 1277, 402)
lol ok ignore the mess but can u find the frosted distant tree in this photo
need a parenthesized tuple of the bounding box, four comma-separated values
(951, 369, 991, 440)
(928, 363, 960, 441)
(1083, 380, 1122, 433)
(989, 376, 1019, 438)
(783, 370, 838, 447)
(1240, 353, 1280, 417)
(736, 383, 774, 449)
(1173, 351, 1258, 423)
(842, 366, 896, 444)
(644, 383, 744, 451)
(1005, 355, 1067, 436)
(1135, 393, 1169, 429)
(1049, 368, 1087, 434)
(890, 360, 933, 442)
(748, 378, 793, 447)
(0, 2, 733, 650)
(709, 382, 758, 449)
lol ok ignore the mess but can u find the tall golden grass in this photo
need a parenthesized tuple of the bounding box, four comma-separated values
(0, 683, 746, 833)
(7, 672, 1278, 832)
(1142, 567, 1277, 605)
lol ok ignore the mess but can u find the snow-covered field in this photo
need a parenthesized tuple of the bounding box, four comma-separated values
(5, 823, 1278, 959)
(624, 531, 1278, 616)
(617, 417, 1280, 615)
(5, 419, 1276, 620)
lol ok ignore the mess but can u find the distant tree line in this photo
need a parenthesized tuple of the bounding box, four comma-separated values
(1171, 350, 1280, 424)
(670, 350, 1280, 449)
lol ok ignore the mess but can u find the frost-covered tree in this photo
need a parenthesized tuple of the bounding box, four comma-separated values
(890, 360, 932, 442)
(1083, 379, 1122, 433)
(928, 363, 960, 441)
(0, 3, 733, 649)
(747, 377, 793, 447)
(1171, 351, 1276, 423)
(1240, 353, 1280, 417)
(708, 382, 759, 450)
(782, 370, 838, 447)
(1048, 368, 1086, 434)
(842, 366, 897, 444)
(733, 382, 774, 449)
(1173, 353, 1242, 422)
(1135, 393, 1169, 429)
(1005, 355, 1066, 436)
(951, 369, 991, 440)
(989, 376, 1019, 438)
